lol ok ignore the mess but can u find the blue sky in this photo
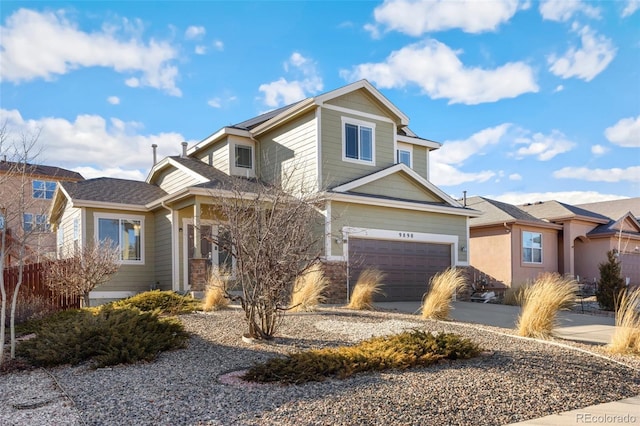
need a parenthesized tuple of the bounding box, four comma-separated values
(1, 0, 638, 205)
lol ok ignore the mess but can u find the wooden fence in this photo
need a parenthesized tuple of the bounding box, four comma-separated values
(2, 261, 81, 312)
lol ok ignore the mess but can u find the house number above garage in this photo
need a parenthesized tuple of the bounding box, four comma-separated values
(398, 232, 414, 238)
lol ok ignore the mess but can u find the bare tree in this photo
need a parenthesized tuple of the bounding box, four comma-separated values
(209, 173, 326, 340)
(45, 239, 121, 308)
(0, 123, 44, 364)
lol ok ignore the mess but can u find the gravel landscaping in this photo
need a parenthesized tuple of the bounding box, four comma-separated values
(2, 307, 639, 425)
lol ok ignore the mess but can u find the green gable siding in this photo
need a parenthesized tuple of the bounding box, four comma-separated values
(259, 110, 318, 191)
(352, 173, 442, 203)
(57, 202, 81, 257)
(321, 108, 395, 188)
(330, 201, 468, 263)
(156, 168, 201, 194)
(325, 89, 389, 117)
(412, 145, 429, 181)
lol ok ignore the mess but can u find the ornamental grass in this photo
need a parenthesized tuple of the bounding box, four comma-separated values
(609, 287, 640, 355)
(346, 268, 385, 310)
(290, 263, 328, 312)
(203, 268, 230, 312)
(421, 268, 466, 320)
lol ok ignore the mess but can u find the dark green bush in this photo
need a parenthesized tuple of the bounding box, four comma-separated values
(243, 330, 481, 384)
(17, 306, 188, 368)
(107, 290, 202, 314)
(596, 250, 626, 311)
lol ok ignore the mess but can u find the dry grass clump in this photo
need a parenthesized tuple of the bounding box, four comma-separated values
(503, 286, 528, 306)
(609, 288, 640, 355)
(243, 330, 481, 384)
(346, 268, 385, 310)
(421, 268, 466, 320)
(516, 273, 577, 338)
(290, 263, 328, 312)
(203, 269, 230, 312)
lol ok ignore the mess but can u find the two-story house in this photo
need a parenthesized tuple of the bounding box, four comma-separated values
(49, 80, 480, 305)
(0, 160, 83, 265)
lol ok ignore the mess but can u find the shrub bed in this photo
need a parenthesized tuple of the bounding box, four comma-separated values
(243, 330, 481, 384)
(108, 290, 202, 314)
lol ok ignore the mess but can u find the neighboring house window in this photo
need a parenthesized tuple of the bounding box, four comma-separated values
(32, 180, 57, 199)
(23, 213, 49, 232)
(96, 214, 144, 264)
(342, 118, 375, 164)
(523, 231, 542, 263)
(235, 145, 253, 169)
(73, 217, 79, 241)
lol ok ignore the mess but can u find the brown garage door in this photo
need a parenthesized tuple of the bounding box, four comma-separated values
(348, 238, 452, 302)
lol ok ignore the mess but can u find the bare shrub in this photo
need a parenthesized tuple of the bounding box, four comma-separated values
(346, 268, 384, 311)
(203, 268, 230, 312)
(290, 263, 327, 312)
(609, 287, 640, 355)
(421, 268, 466, 320)
(516, 273, 577, 338)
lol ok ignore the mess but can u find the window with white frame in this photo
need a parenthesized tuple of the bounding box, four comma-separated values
(23, 213, 49, 232)
(235, 145, 253, 169)
(396, 142, 413, 168)
(32, 180, 57, 199)
(343, 118, 375, 164)
(96, 214, 144, 263)
(73, 217, 79, 241)
(522, 231, 542, 263)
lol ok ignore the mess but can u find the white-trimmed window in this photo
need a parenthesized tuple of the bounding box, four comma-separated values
(342, 117, 375, 164)
(96, 214, 144, 264)
(396, 142, 413, 168)
(32, 180, 57, 199)
(522, 231, 542, 264)
(235, 145, 253, 169)
(23, 213, 49, 232)
(73, 217, 79, 241)
(230, 140, 256, 178)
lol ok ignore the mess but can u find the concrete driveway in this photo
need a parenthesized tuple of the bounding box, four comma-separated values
(376, 300, 616, 345)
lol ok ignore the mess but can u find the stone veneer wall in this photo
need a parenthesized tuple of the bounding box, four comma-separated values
(322, 260, 348, 304)
(189, 259, 209, 292)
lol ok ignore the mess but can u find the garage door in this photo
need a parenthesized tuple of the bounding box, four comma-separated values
(348, 238, 452, 302)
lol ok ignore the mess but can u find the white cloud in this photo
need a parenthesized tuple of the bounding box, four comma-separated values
(548, 25, 616, 82)
(107, 96, 120, 105)
(554, 85, 564, 92)
(0, 108, 184, 175)
(195, 45, 207, 55)
(341, 39, 538, 105)
(509, 173, 522, 181)
(213, 40, 224, 51)
(185, 25, 205, 40)
(591, 144, 609, 155)
(0, 9, 181, 96)
(125, 77, 140, 87)
(430, 124, 510, 186)
(622, 0, 640, 17)
(539, 0, 600, 22)
(494, 191, 628, 205)
(553, 166, 640, 182)
(512, 130, 576, 161)
(369, 0, 520, 36)
(207, 98, 221, 108)
(604, 116, 640, 148)
(259, 52, 323, 108)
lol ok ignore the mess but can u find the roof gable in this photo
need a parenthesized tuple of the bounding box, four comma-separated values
(520, 200, 610, 224)
(0, 160, 83, 180)
(468, 196, 560, 228)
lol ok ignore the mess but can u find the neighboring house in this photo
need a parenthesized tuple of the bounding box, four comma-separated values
(49, 80, 480, 305)
(468, 196, 640, 290)
(0, 160, 83, 265)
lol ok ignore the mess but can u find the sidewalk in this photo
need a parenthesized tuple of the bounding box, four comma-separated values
(376, 301, 638, 425)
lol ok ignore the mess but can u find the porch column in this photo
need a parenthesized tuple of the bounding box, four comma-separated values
(563, 223, 575, 278)
(193, 201, 202, 259)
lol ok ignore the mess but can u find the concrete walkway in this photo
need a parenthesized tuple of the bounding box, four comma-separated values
(376, 301, 638, 425)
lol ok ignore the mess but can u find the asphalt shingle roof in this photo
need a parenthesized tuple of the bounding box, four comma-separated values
(467, 196, 547, 227)
(61, 178, 167, 206)
(576, 198, 640, 221)
(519, 200, 610, 222)
(169, 156, 266, 193)
(0, 160, 83, 180)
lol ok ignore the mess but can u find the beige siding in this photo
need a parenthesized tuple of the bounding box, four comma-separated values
(156, 168, 202, 194)
(354, 173, 441, 203)
(194, 139, 230, 174)
(326, 89, 389, 117)
(154, 209, 173, 290)
(259, 111, 318, 191)
(57, 203, 81, 258)
(321, 108, 395, 188)
(85, 208, 156, 294)
(412, 145, 429, 180)
(330, 201, 468, 262)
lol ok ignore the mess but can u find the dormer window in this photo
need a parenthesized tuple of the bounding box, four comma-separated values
(396, 142, 413, 168)
(342, 117, 376, 165)
(235, 145, 253, 169)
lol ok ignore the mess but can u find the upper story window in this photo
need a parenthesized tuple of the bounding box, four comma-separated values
(96, 214, 144, 264)
(522, 231, 542, 264)
(33, 180, 57, 199)
(342, 117, 376, 165)
(73, 217, 79, 241)
(235, 145, 253, 169)
(396, 142, 413, 168)
(23, 213, 50, 233)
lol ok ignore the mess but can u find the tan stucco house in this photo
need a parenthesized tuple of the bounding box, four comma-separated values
(468, 196, 640, 290)
(49, 81, 480, 305)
